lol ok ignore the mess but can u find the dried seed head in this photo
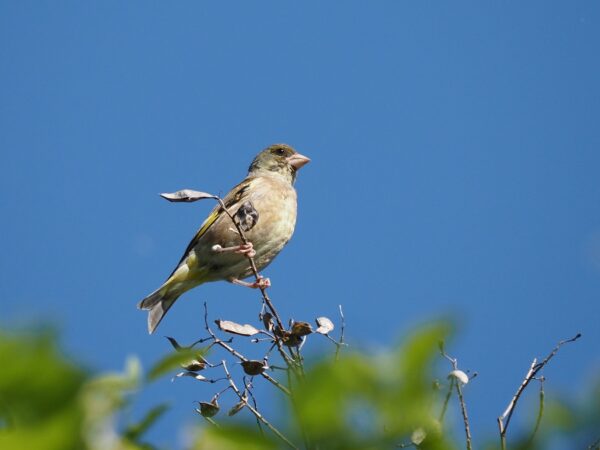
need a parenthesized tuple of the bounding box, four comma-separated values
(262, 312, 274, 332)
(291, 321, 313, 337)
(448, 369, 469, 385)
(228, 395, 248, 417)
(241, 360, 267, 376)
(181, 358, 206, 372)
(215, 319, 260, 336)
(315, 317, 335, 335)
(161, 190, 216, 202)
(196, 400, 219, 417)
(175, 372, 207, 381)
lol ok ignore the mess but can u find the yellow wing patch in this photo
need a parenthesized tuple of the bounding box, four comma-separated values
(195, 208, 220, 243)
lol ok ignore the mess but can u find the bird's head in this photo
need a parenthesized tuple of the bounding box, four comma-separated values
(248, 144, 310, 184)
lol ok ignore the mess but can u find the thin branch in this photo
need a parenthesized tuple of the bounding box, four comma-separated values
(497, 333, 581, 450)
(439, 343, 472, 450)
(243, 379, 265, 436)
(222, 361, 297, 449)
(455, 381, 472, 450)
(498, 356, 537, 449)
(203, 416, 218, 427)
(203, 303, 290, 396)
(334, 304, 346, 361)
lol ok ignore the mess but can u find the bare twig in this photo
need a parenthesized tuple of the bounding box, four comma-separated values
(497, 333, 581, 450)
(222, 361, 298, 449)
(203, 416, 218, 426)
(439, 343, 472, 450)
(498, 356, 537, 449)
(455, 381, 472, 450)
(334, 304, 346, 361)
(243, 379, 265, 436)
(203, 303, 290, 396)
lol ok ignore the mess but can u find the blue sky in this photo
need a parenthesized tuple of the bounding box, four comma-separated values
(1, 1, 599, 447)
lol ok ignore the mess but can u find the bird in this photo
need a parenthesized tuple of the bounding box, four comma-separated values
(138, 144, 310, 334)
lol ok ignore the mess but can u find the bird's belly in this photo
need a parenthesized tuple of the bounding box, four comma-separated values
(196, 192, 297, 281)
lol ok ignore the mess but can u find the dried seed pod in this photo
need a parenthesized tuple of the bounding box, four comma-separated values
(174, 372, 207, 381)
(215, 319, 260, 336)
(273, 326, 285, 339)
(160, 190, 216, 202)
(315, 317, 334, 335)
(241, 360, 267, 376)
(262, 312, 274, 331)
(165, 336, 183, 350)
(283, 332, 303, 347)
(196, 400, 219, 417)
(291, 321, 313, 337)
(181, 357, 206, 372)
(234, 201, 259, 232)
(448, 369, 469, 385)
(228, 396, 247, 417)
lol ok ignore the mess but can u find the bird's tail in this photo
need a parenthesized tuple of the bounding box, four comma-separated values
(137, 285, 181, 334)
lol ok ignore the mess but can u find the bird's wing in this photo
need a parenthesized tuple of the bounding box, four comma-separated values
(166, 177, 254, 278)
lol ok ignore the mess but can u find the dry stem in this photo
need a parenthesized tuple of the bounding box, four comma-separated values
(222, 360, 297, 449)
(497, 333, 581, 450)
(440, 344, 473, 450)
(203, 303, 290, 396)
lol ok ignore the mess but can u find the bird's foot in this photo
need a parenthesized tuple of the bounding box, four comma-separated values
(235, 242, 256, 258)
(230, 276, 271, 289)
(212, 242, 256, 258)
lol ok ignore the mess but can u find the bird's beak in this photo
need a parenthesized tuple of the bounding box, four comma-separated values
(287, 153, 311, 170)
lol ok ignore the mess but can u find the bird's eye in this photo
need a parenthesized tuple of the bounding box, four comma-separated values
(275, 148, 286, 155)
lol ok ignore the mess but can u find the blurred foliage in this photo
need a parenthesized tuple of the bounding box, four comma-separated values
(0, 325, 598, 450)
(285, 322, 453, 449)
(0, 329, 158, 450)
(0, 329, 86, 450)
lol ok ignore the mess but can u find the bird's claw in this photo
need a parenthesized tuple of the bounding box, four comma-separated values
(212, 242, 256, 258)
(253, 277, 271, 289)
(235, 242, 256, 258)
(230, 276, 271, 289)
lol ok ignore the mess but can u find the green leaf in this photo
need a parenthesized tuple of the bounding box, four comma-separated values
(291, 321, 455, 449)
(0, 329, 87, 450)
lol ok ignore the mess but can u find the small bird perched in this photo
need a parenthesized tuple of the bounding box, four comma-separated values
(138, 144, 310, 334)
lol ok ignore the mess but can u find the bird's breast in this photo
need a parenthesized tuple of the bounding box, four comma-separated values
(193, 177, 299, 281)
(245, 182, 297, 267)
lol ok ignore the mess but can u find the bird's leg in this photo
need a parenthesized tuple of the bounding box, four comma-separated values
(229, 277, 271, 289)
(212, 242, 256, 258)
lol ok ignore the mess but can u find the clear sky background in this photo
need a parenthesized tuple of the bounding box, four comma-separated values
(1, 1, 599, 448)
